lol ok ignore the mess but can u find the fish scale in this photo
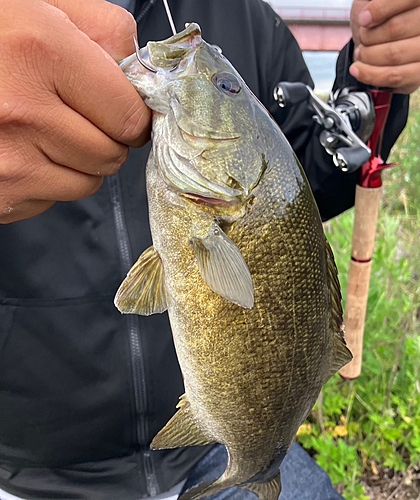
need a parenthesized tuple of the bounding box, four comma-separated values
(115, 23, 352, 500)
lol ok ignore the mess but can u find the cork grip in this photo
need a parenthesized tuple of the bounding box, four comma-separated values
(339, 185, 383, 379)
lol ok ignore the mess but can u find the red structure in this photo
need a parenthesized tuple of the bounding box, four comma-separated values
(274, 7, 352, 51)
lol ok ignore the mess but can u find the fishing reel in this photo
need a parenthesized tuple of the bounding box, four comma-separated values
(273, 82, 376, 173)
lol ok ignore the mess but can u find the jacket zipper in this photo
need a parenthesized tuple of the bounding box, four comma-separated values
(108, 173, 158, 496)
(135, 0, 157, 23)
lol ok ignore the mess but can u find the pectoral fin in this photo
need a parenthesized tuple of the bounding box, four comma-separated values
(190, 224, 254, 309)
(151, 394, 215, 450)
(114, 246, 167, 316)
(240, 472, 282, 500)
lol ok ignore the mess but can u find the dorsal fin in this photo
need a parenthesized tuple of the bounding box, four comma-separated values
(325, 238, 343, 334)
(325, 239, 352, 380)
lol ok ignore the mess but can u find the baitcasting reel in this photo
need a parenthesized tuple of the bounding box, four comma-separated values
(273, 82, 376, 173)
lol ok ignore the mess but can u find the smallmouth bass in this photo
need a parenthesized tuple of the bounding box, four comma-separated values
(115, 23, 352, 500)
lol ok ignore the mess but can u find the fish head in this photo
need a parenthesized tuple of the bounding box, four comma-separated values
(121, 23, 279, 205)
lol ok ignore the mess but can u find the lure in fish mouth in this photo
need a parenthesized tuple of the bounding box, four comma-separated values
(119, 23, 207, 75)
(119, 23, 271, 205)
(116, 23, 352, 500)
(135, 22, 203, 73)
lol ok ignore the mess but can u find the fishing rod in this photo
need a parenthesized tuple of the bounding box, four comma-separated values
(162, 0, 177, 35)
(274, 82, 395, 378)
(337, 89, 395, 379)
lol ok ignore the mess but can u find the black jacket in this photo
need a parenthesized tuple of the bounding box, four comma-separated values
(0, 1, 408, 498)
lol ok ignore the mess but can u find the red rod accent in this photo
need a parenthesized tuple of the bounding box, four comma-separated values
(351, 257, 371, 264)
(359, 90, 394, 188)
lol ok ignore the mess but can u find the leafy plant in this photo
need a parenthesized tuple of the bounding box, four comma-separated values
(297, 92, 420, 499)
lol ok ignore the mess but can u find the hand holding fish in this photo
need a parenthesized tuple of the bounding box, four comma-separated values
(350, 0, 420, 93)
(0, 0, 150, 223)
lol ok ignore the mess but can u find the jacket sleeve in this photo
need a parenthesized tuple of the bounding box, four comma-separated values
(260, 13, 409, 221)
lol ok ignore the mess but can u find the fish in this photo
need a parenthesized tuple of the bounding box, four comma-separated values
(115, 23, 352, 500)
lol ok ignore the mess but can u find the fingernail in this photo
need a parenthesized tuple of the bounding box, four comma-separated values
(354, 46, 360, 61)
(359, 9, 372, 27)
(349, 64, 360, 79)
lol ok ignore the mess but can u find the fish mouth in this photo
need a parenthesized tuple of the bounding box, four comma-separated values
(135, 44, 182, 74)
(118, 50, 139, 72)
(118, 43, 160, 74)
(136, 46, 158, 73)
(120, 23, 203, 74)
(138, 23, 202, 73)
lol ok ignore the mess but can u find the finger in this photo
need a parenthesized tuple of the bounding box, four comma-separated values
(53, 36, 151, 147)
(358, 0, 420, 28)
(45, 0, 138, 61)
(35, 100, 130, 176)
(17, 160, 104, 203)
(35, 163, 105, 202)
(0, 148, 104, 203)
(350, 60, 420, 93)
(57, 42, 151, 148)
(355, 36, 420, 67)
(33, 4, 151, 147)
(360, 6, 420, 45)
(0, 151, 103, 204)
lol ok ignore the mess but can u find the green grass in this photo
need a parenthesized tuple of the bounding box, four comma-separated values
(297, 92, 420, 499)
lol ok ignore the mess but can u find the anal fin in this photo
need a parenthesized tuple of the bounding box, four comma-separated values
(240, 471, 282, 500)
(114, 246, 167, 316)
(151, 394, 215, 450)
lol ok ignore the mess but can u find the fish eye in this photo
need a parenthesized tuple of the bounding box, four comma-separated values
(212, 72, 241, 95)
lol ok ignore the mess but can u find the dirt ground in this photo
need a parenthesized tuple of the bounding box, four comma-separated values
(336, 468, 420, 500)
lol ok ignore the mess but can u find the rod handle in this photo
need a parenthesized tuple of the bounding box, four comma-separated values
(351, 185, 383, 261)
(340, 259, 372, 378)
(340, 185, 382, 379)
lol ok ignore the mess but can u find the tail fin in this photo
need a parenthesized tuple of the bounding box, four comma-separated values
(178, 481, 215, 500)
(178, 474, 237, 500)
(240, 471, 282, 500)
(178, 471, 281, 500)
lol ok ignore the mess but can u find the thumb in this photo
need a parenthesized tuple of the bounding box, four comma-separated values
(44, 0, 137, 60)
